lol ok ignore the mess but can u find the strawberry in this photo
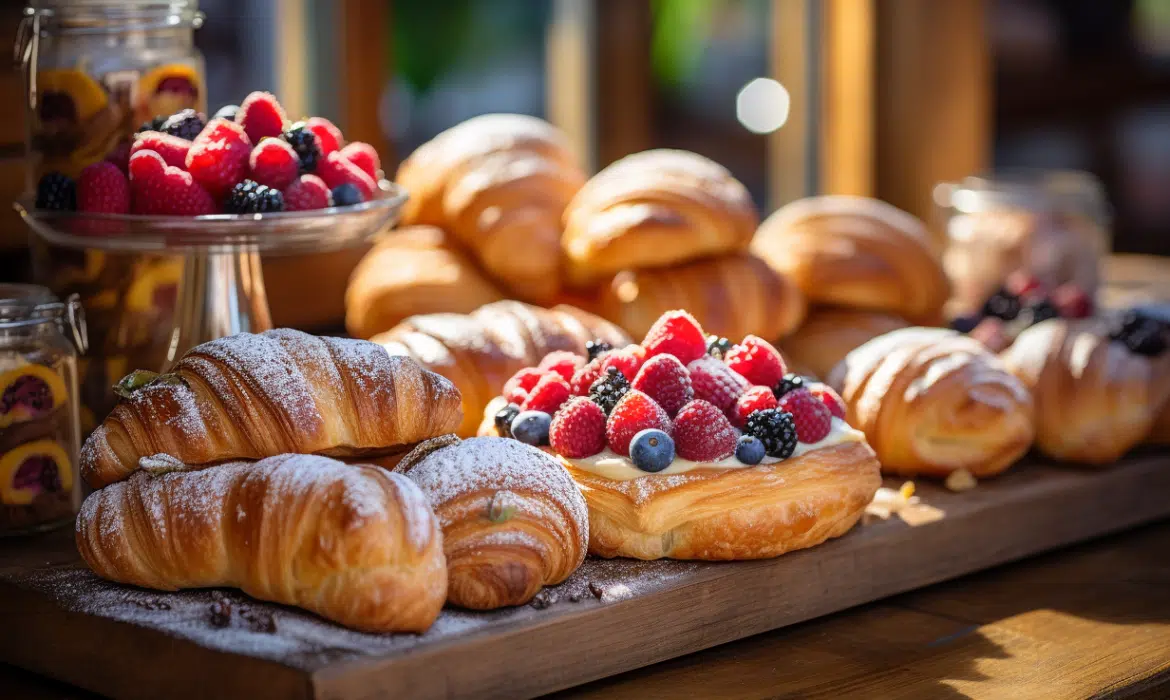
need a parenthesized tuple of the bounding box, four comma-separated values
(600, 344, 646, 380)
(549, 396, 607, 458)
(808, 383, 846, 420)
(282, 174, 332, 211)
(1052, 283, 1093, 319)
(570, 356, 606, 396)
(305, 116, 344, 155)
(672, 400, 737, 461)
(605, 389, 671, 456)
(631, 354, 693, 417)
(131, 131, 191, 169)
(185, 118, 252, 199)
(538, 351, 585, 382)
(77, 162, 130, 214)
(687, 355, 750, 415)
(128, 150, 216, 216)
(776, 388, 832, 443)
(248, 138, 299, 190)
(724, 335, 788, 388)
(642, 310, 707, 365)
(235, 91, 288, 144)
(340, 141, 380, 179)
(732, 385, 778, 428)
(317, 151, 376, 201)
(521, 373, 571, 414)
(503, 367, 546, 405)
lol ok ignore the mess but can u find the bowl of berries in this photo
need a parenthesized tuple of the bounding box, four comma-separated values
(15, 91, 407, 364)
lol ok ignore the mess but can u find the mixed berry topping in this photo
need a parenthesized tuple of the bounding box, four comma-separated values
(955, 272, 1095, 352)
(1109, 310, 1169, 356)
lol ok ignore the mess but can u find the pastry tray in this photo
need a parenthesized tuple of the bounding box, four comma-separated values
(3, 453, 1170, 700)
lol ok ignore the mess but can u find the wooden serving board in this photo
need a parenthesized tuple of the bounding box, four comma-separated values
(3, 453, 1170, 700)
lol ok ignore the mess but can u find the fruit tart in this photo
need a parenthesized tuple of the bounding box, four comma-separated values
(478, 310, 882, 560)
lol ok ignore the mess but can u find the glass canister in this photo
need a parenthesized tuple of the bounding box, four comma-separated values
(937, 171, 1112, 318)
(0, 285, 86, 536)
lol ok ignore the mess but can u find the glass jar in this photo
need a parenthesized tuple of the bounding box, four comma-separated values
(937, 171, 1112, 317)
(0, 285, 86, 536)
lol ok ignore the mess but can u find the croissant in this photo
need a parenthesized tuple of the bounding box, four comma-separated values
(561, 149, 758, 286)
(395, 114, 586, 303)
(1000, 319, 1170, 463)
(81, 329, 463, 489)
(781, 308, 909, 380)
(398, 436, 588, 609)
(344, 226, 505, 339)
(597, 253, 806, 341)
(373, 301, 630, 437)
(828, 327, 1034, 478)
(75, 454, 447, 633)
(753, 195, 949, 324)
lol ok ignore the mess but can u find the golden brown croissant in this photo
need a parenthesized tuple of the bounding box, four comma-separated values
(398, 436, 588, 609)
(395, 114, 587, 303)
(828, 327, 1035, 478)
(81, 329, 463, 489)
(781, 308, 909, 380)
(1000, 319, 1170, 463)
(561, 149, 758, 286)
(344, 226, 505, 339)
(373, 301, 630, 437)
(752, 196, 949, 324)
(596, 253, 806, 341)
(75, 454, 447, 633)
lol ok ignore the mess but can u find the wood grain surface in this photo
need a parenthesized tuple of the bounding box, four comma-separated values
(2, 454, 1169, 700)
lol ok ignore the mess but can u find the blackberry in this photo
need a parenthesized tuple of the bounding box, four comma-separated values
(706, 335, 733, 359)
(744, 408, 798, 459)
(494, 403, 521, 438)
(162, 109, 205, 141)
(35, 172, 76, 211)
(772, 373, 804, 399)
(1022, 298, 1060, 327)
(213, 104, 240, 121)
(588, 366, 629, 415)
(982, 288, 1021, 321)
(331, 183, 364, 207)
(950, 314, 981, 334)
(225, 180, 285, 214)
(585, 339, 612, 361)
(138, 115, 167, 133)
(1110, 311, 1168, 356)
(283, 122, 321, 173)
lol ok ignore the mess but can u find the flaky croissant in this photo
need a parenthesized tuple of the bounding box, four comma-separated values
(781, 308, 909, 380)
(597, 253, 806, 341)
(561, 149, 758, 286)
(81, 329, 463, 489)
(395, 114, 586, 303)
(373, 301, 630, 437)
(399, 436, 588, 609)
(828, 327, 1035, 478)
(76, 454, 447, 633)
(344, 226, 505, 339)
(1000, 319, 1170, 463)
(753, 196, 949, 324)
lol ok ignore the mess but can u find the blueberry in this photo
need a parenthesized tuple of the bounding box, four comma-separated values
(510, 410, 552, 446)
(949, 314, 982, 334)
(494, 403, 521, 438)
(735, 435, 766, 465)
(214, 104, 240, 121)
(629, 429, 674, 473)
(331, 183, 364, 207)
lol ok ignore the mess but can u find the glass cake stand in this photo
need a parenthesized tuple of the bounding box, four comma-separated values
(16, 181, 407, 368)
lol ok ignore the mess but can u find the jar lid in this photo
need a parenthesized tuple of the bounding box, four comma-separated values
(23, 1, 203, 34)
(0, 284, 87, 353)
(939, 169, 1111, 224)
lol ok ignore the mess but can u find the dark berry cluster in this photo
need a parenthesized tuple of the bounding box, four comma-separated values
(589, 366, 629, 414)
(585, 339, 612, 361)
(283, 122, 321, 173)
(706, 335, 733, 359)
(35, 172, 76, 211)
(773, 373, 804, 399)
(981, 288, 1022, 321)
(1109, 310, 1168, 356)
(161, 109, 206, 141)
(224, 180, 284, 214)
(744, 408, 798, 459)
(138, 115, 167, 133)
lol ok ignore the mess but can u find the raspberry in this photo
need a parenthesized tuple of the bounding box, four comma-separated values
(732, 385, 778, 428)
(672, 400, 737, 461)
(538, 351, 585, 382)
(317, 151, 376, 201)
(128, 150, 216, 215)
(631, 354, 693, 417)
(282, 174, 332, 211)
(642, 310, 707, 365)
(224, 179, 284, 214)
(246, 139, 299, 191)
(724, 335, 788, 388)
(104, 140, 131, 174)
(745, 409, 797, 459)
(185, 118, 252, 199)
(776, 388, 832, 443)
(520, 373, 571, 414)
(549, 396, 607, 458)
(605, 389, 671, 457)
(161, 109, 205, 141)
(131, 131, 192, 169)
(1006, 270, 1044, 300)
(306, 116, 344, 155)
(600, 344, 646, 380)
(503, 367, 546, 405)
(589, 366, 629, 414)
(340, 141, 380, 179)
(808, 383, 846, 420)
(35, 173, 76, 211)
(77, 162, 130, 214)
(1052, 284, 1093, 319)
(570, 357, 606, 396)
(236, 91, 288, 144)
(687, 355, 749, 415)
